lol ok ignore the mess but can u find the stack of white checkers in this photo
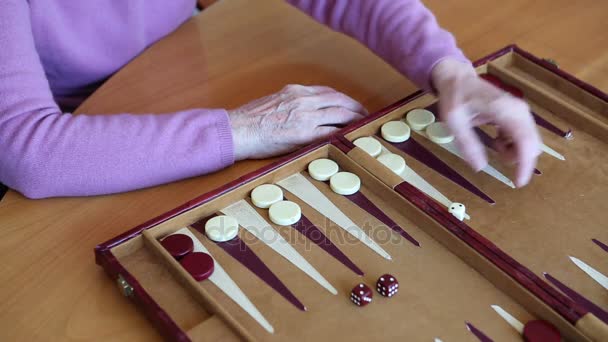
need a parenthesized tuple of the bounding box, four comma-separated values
(353, 131, 469, 221)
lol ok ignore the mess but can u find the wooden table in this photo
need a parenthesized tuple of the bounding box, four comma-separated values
(1, 0, 607, 340)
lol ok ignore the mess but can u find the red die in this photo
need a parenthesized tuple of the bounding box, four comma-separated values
(350, 283, 373, 307)
(376, 274, 398, 297)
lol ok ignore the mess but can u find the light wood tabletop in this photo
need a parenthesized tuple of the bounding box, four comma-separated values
(1, 0, 607, 340)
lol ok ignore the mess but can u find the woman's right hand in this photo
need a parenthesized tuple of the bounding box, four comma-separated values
(228, 84, 368, 160)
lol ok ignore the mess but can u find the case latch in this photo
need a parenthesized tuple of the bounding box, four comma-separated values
(543, 58, 559, 68)
(117, 274, 134, 297)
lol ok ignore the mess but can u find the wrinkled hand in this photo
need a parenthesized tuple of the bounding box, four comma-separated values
(228, 84, 367, 160)
(432, 59, 542, 187)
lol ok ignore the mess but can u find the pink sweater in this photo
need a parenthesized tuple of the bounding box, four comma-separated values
(0, 0, 467, 198)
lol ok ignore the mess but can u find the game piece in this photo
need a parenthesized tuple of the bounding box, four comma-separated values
(251, 184, 283, 209)
(592, 238, 608, 254)
(376, 146, 470, 220)
(277, 173, 392, 260)
(376, 274, 398, 297)
(406, 108, 435, 131)
(490, 305, 524, 334)
(179, 252, 215, 281)
(480, 74, 572, 139)
(204, 215, 239, 242)
(377, 131, 495, 204)
(160, 233, 194, 259)
(353, 136, 382, 157)
(377, 153, 406, 174)
(465, 322, 493, 342)
(268, 200, 302, 226)
(426, 122, 455, 144)
(350, 283, 373, 307)
(308, 158, 339, 181)
(473, 128, 542, 175)
(569, 256, 608, 290)
(329, 172, 361, 196)
(292, 213, 364, 275)
(222, 199, 338, 295)
(448, 203, 466, 221)
(544, 273, 608, 324)
(523, 320, 561, 342)
(173, 228, 274, 333)
(192, 215, 306, 311)
(413, 123, 516, 188)
(381, 120, 411, 143)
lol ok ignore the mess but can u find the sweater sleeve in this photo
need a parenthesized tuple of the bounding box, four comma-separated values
(0, 1, 234, 199)
(286, 0, 470, 90)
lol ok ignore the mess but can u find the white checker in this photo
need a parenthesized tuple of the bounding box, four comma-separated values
(268, 200, 301, 226)
(381, 120, 411, 143)
(204, 215, 239, 242)
(377, 153, 406, 175)
(406, 108, 436, 131)
(353, 137, 382, 157)
(251, 184, 283, 209)
(426, 122, 455, 144)
(221, 200, 337, 295)
(174, 228, 274, 333)
(308, 158, 339, 181)
(570, 256, 608, 290)
(491, 305, 524, 334)
(329, 172, 361, 196)
(277, 173, 391, 260)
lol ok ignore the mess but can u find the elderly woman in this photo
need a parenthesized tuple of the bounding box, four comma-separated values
(0, 0, 540, 199)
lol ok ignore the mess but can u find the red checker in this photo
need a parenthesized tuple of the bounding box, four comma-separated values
(160, 234, 194, 259)
(523, 320, 561, 342)
(180, 252, 215, 281)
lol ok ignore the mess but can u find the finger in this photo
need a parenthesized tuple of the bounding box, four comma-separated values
(305, 85, 338, 94)
(285, 125, 339, 145)
(311, 126, 340, 141)
(443, 104, 489, 171)
(303, 107, 365, 126)
(489, 97, 541, 187)
(307, 92, 368, 115)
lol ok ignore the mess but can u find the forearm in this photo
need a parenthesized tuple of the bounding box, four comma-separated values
(0, 108, 233, 198)
(286, 0, 470, 89)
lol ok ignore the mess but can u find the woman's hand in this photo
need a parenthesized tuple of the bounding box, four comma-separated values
(228, 84, 367, 160)
(431, 59, 542, 187)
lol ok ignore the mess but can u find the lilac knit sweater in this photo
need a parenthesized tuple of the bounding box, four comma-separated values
(0, 0, 467, 198)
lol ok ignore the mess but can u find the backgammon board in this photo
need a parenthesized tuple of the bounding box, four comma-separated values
(96, 46, 608, 341)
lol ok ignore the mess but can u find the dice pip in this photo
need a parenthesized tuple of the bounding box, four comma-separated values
(350, 283, 373, 307)
(376, 274, 398, 297)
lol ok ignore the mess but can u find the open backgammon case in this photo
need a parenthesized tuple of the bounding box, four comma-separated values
(96, 46, 608, 341)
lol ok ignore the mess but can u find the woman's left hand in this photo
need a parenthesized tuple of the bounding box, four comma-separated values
(431, 58, 542, 187)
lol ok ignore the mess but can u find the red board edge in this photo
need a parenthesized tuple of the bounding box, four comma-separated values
(95, 248, 192, 342)
(512, 46, 608, 102)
